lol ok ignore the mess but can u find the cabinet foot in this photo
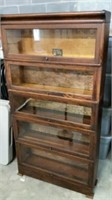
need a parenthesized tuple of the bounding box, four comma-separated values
(17, 172, 23, 176)
(86, 194, 94, 199)
(95, 179, 98, 186)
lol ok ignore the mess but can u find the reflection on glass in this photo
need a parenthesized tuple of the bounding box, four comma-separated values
(20, 144, 89, 184)
(7, 28, 96, 58)
(18, 121, 90, 156)
(14, 96, 92, 125)
(10, 64, 94, 97)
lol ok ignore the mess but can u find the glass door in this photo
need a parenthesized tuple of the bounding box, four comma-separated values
(2, 23, 102, 63)
(17, 142, 93, 185)
(15, 119, 95, 159)
(6, 29, 96, 58)
(11, 93, 97, 130)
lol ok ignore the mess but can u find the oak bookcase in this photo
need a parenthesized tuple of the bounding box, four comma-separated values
(1, 11, 110, 197)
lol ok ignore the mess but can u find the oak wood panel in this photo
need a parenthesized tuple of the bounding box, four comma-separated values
(1, 10, 111, 23)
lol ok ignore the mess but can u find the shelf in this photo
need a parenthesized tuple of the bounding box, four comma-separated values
(15, 83, 93, 96)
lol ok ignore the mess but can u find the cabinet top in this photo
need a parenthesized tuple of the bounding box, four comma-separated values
(1, 10, 111, 24)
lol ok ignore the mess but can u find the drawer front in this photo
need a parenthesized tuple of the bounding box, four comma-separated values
(13, 117, 96, 159)
(10, 92, 98, 130)
(5, 61, 101, 101)
(2, 23, 102, 64)
(16, 142, 94, 186)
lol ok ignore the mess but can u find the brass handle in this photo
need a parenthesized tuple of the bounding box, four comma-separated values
(58, 130, 73, 142)
(45, 57, 48, 61)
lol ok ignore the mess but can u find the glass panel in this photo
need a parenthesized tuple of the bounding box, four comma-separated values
(14, 96, 92, 125)
(10, 64, 94, 97)
(18, 121, 90, 157)
(20, 144, 89, 184)
(6, 29, 96, 58)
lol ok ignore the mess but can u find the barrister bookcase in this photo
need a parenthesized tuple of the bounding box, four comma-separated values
(1, 11, 110, 197)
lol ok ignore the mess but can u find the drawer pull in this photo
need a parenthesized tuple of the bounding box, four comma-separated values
(58, 130, 73, 142)
(45, 57, 48, 61)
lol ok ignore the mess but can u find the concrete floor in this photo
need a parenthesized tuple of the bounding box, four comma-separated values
(0, 157, 112, 200)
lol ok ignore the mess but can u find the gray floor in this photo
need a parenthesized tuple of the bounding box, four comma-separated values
(0, 156, 112, 200)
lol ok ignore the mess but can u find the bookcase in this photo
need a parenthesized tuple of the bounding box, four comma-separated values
(1, 11, 110, 197)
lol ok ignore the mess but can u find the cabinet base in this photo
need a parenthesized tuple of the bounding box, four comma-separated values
(17, 172, 23, 176)
(95, 179, 98, 186)
(86, 194, 94, 199)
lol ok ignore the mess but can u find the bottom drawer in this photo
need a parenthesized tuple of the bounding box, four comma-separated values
(17, 142, 93, 186)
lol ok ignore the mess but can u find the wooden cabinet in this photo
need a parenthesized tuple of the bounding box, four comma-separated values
(1, 11, 110, 197)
